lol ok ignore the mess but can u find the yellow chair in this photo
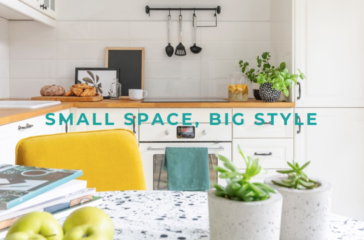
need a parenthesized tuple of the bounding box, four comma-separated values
(16, 129, 146, 191)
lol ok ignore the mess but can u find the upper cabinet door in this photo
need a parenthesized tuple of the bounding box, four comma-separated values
(294, 0, 364, 107)
(42, 0, 57, 19)
(19, 0, 43, 11)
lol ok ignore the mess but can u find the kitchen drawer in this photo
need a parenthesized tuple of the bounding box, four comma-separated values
(140, 108, 232, 124)
(233, 108, 294, 138)
(140, 124, 232, 142)
(233, 139, 293, 169)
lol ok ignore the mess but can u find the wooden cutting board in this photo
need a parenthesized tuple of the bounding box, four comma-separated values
(31, 95, 103, 102)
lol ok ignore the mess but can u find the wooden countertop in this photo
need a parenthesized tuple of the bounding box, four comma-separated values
(72, 99, 295, 108)
(0, 103, 73, 126)
(0, 99, 294, 126)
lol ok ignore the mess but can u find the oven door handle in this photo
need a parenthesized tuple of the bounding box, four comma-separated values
(147, 146, 224, 151)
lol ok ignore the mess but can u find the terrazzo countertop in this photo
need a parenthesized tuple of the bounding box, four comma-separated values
(71, 191, 364, 240)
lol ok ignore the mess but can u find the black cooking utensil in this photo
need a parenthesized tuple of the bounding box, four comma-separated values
(190, 14, 202, 54)
(165, 14, 174, 57)
(175, 14, 186, 56)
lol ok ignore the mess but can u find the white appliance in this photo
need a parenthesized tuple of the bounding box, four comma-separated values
(139, 124, 232, 190)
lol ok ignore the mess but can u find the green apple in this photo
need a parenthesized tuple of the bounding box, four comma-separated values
(5, 232, 47, 240)
(6, 212, 63, 240)
(63, 224, 109, 240)
(63, 207, 114, 240)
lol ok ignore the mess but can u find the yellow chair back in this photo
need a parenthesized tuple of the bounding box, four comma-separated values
(16, 129, 146, 191)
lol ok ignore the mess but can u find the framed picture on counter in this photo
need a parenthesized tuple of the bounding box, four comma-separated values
(75, 68, 120, 99)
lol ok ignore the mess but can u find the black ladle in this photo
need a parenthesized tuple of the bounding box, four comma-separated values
(165, 14, 174, 57)
(190, 14, 202, 54)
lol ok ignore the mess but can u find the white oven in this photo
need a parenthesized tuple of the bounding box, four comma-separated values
(139, 123, 232, 191)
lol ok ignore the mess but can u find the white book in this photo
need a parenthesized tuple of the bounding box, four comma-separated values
(0, 180, 87, 220)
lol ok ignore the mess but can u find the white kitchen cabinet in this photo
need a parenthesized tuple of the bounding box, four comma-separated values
(294, 0, 364, 107)
(70, 108, 139, 140)
(233, 108, 294, 138)
(0, 110, 69, 165)
(295, 108, 364, 220)
(19, 0, 57, 19)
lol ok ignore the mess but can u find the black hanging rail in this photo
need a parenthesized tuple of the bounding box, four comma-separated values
(145, 6, 221, 16)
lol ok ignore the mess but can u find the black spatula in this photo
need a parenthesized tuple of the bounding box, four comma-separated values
(175, 14, 186, 56)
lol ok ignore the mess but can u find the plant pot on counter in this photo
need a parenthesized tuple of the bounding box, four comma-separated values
(265, 176, 332, 240)
(208, 190, 283, 240)
(259, 83, 281, 102)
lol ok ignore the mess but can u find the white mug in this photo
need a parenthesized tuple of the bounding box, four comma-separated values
(129, 89, 148, 100)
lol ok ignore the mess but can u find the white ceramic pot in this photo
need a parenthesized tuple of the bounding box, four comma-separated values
(208, 190, 283, 240)
(265, 176, 332, 240)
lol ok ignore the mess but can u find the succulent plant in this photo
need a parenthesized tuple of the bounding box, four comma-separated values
(272, 161, 319, 189)
(213, 145, 276, 202)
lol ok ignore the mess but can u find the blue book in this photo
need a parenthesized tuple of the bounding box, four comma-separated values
(0, 164, 83, 210)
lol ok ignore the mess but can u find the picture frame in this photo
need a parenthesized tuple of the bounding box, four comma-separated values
(75, 68, 120, 99)
(105, 47, 145, 99)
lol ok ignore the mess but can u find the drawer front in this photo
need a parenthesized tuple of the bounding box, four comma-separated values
(233, 139, 293, 169)
(0, 110, 69, 141)
(233, 108, 294, 138)
(140, 108, 232, 124)
(140, 124, 232, 142)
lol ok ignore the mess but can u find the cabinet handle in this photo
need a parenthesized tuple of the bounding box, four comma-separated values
(254, 152, 272, 156)
(202, 130, 207, 135)
(40, 4, 47, 10)
(133, 116, 136, 134)
(297, 82, 301, 100)
(297, 115, 301, 134)
(165, 130, 169, 136)
(254, 121, 271, 125)
(18, 123, 34, 131)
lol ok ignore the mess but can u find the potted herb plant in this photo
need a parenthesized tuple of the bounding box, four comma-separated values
(239, 52, 305, 102)
(265, 161, 332, 240)
(208, 146, 283, 240)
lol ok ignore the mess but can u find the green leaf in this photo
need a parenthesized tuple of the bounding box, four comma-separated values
(213, 165, 228, 173)
(277, 169, 295, 174)
(299, 161, 311, 171)
(87, 71, 95, 81)
(283, 89, 289, 97)
(216, 154, 230, 164)
(214, 184, 225, 192)
(83, 77, 93, 84)
(272, 180, 292, 188)
(262, 52, 269, 59)
(280, 62, 286, 70)
(254, 182, 276, 193)
(223, 161, 238, 173)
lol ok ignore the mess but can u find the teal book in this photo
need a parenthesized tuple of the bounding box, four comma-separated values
(0, 164, 83, 210)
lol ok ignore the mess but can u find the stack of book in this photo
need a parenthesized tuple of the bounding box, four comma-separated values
(0, 164, 102, 237)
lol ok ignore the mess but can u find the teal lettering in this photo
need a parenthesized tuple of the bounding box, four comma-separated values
(46, 113, 55, 126)
(307, 113, 317, 125)
(267, 113, 278, 125)
(210, 113, 221, 126)
(167, 113, 178, 126)
(295, 113, 303, 126)
(93, 113, 102, 126)
(152, 113, 164, 125)
(182, 113, 192, 125)
(138, 113, 148, 125)
(59, 113, 73, 126)
(105, 113, 114, 126)
(255, 113, 264, 125)
(77, 113, 89, 125)
(233, 113, 244, 126)
(280, 113, 292, 126)
(225, 113, 229, 125)
(124, 113, 134, 126)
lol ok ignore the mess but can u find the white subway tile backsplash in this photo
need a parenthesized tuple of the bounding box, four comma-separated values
(201, 41, 270, 60)
(145, 60, 200, 79)
(9, 22, 57, 41)
(10, 40, 57, 60)
(58, 22, 94, 40)
(57, 60, 104, 79)
(10, 60, 57, 79)
(8, 0, 276, 99)
(201, 22, 270, 41)
(93, 22, 130, 40)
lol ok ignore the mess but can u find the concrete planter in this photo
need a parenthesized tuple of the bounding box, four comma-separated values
(208, 190, 283, 240)
(265, 176, 332, 240)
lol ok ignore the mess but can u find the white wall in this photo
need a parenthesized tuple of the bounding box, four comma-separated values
(0, 18, 9, 99)
(9, 0, 271, 99)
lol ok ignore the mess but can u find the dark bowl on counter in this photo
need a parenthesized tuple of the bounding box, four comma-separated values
(253, 89, 262, 100)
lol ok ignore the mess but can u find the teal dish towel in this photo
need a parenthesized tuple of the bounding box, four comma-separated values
(163, 147, 210, 191)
